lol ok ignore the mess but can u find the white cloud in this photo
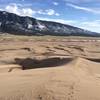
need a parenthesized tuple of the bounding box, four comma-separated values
(37, 9, 60, 16)
(79, 20, 100, 32)
(46, 9, 55, 15)
(37, 17, 77, 25)
(5, 3, 35, 17)
(1, 3, 60, 17)
(55, 13, 60, 16)
(53, 2, 59, 6)
(67, 3, 100, 14)
(46, 9, 58, 16)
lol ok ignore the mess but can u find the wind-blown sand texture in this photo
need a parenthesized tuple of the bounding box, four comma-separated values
(0, 35, 100, 100)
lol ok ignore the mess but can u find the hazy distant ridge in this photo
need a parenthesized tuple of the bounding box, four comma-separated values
(0, 11, 99, 36)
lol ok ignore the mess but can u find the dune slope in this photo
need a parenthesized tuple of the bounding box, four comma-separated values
(0, 57, 100, 100)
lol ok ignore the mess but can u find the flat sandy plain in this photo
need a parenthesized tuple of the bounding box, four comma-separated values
(0, 35, 100, 100)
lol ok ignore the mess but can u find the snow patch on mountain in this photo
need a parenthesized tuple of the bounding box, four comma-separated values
(28, 24, 33, 29)
(36, 21, 46, 30)
(0, 22, 2, 26)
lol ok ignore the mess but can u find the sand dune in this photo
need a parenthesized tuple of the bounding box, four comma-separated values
(0, 57, 100, 100)
(0, 36, 100, 100)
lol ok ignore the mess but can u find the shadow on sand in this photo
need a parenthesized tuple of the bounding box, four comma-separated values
(14, 57, 73, 70)
(86, 58, 100, 63)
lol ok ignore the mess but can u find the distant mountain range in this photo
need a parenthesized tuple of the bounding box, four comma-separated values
(0, 10, 99, 36)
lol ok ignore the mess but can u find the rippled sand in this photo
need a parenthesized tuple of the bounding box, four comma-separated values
(0, 35, 100, 100)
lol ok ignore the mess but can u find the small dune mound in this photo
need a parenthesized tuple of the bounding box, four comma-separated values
(71, 57, 100, 76)
(14, 57, 73, 70)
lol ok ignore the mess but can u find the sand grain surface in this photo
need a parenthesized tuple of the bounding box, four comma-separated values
(0, 36, 100, 100)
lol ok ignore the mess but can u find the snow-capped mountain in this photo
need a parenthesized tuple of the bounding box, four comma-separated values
(0, 10, 99, 36)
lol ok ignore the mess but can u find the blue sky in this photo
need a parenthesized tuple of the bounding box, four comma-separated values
(0, 0, 100, 32)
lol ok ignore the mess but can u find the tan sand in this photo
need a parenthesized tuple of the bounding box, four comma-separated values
(0, 35, 100, 100)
